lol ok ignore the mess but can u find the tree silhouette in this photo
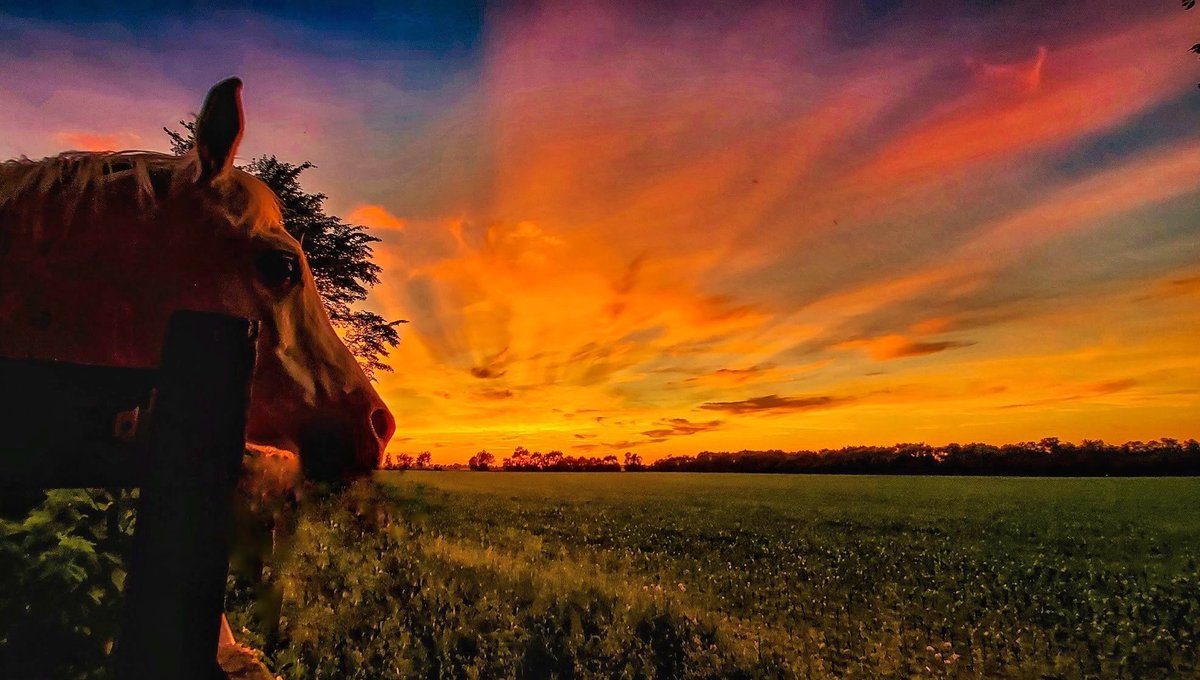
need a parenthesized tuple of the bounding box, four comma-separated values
(499, 448, 622, 471)
(468, 450, 495, 471)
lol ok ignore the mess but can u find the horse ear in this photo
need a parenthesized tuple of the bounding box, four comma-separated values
(194, 77, 244, 182)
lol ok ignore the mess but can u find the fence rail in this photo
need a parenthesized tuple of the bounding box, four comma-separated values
(0, 310, 258, 680)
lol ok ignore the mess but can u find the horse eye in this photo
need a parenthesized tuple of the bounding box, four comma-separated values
(256, 250, 301, 290)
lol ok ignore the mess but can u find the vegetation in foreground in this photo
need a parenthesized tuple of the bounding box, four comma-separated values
(4, 473, 1200, 678)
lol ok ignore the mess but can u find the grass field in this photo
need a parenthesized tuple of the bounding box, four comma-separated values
(236, 472, 1200, 678)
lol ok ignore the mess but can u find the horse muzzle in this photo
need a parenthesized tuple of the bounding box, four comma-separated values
(296, 395, 394, 482)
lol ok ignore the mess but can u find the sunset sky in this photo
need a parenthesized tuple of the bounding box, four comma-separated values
(2, 1, 1198, 462)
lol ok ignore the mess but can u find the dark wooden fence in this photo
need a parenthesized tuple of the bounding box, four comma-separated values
(0, 311, 258, 679)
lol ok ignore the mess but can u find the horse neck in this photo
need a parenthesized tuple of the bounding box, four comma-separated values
(0, 192, 198, 367)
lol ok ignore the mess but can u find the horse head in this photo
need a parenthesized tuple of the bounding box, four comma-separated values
(0, 78, 394, 480)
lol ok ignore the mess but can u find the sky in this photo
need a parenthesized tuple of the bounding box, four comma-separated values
(1, 1, 1198, 462)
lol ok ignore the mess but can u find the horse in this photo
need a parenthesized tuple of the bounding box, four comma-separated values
(2, 79, 395, 675)
(0, 77, 395, 481)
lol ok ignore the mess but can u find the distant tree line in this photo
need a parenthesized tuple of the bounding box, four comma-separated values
(495, 447, 625, 472)
(459, 439, 1200, 475)
(382, 451, 433, 470)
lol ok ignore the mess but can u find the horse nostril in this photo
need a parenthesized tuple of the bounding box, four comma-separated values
(370, 408, 394, 442)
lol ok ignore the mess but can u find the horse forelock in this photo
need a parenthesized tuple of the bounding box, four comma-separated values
(0, 150, 283, 237)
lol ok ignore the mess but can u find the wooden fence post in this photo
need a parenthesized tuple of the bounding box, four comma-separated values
(113, 312, 258, 679)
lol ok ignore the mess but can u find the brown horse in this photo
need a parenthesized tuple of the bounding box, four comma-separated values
(0, 78, 394, 481)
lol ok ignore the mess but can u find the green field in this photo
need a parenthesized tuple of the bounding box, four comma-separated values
(6, 473, 1197, 678)
(240, 472, 1200, 678)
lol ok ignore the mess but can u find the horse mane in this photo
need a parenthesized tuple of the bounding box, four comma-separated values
(0, 150, 282, 236)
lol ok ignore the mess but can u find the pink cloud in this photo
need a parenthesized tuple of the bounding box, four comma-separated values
(53, 130, 145, 152)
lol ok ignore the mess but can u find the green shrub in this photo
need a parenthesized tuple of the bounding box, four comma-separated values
(0, 489, 135, 679)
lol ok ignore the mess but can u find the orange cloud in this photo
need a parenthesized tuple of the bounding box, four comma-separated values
(997, 378, 1140, 410)
(641, 418, 723, 439)
(683, 364, 776, 387)
(910, 317, 954, 335)
(346, 204, 406, 230)
(700, 394, 855, 416)
(836, 335, 972, 362)
(1145, 274, 1200, 300)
